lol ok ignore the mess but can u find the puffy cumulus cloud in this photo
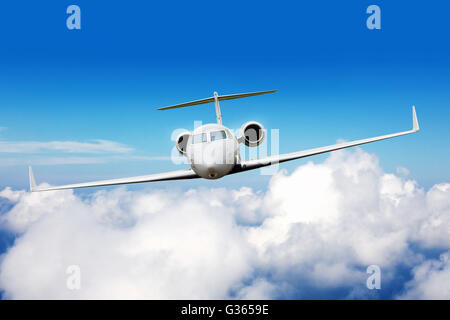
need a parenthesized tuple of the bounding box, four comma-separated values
(398, 252, 450, 299)
(0, 187, 254, 299)
(0, 148, 449, 299)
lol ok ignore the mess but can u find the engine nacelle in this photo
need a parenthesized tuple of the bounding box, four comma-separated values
(176, 132, 190, 155)
(239, 121, 265, 147)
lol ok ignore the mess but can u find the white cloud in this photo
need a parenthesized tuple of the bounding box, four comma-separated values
(0, 139, 133, 154)
(0, 148, 449, 299)
(399, 252, 450, 299)
(0, 136, 172, 166)
(0, 155, 172, 166)
(0, 157, 106, 166)
(0, 187, 254, 299)
(396, 166, 410, 177)
(236, 278, 278, 299)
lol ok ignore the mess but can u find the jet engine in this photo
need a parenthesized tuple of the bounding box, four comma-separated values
(176, 132, 190, 155)
(239, 121, 265, 147)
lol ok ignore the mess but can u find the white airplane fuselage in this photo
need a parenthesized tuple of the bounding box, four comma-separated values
(186, 123, 239, 179)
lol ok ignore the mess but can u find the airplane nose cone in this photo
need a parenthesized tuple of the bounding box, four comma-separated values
(190, 139, 236, 180)
(207, 166, 217, 179)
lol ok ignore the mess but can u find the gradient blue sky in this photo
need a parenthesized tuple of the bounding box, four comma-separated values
(0, 0, 449, 191)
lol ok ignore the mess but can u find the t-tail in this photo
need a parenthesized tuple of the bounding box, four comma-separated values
(157, 90, 277, 125)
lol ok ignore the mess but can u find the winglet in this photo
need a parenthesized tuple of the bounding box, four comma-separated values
(412, 106, 420, 132)
(29, 166, 37, 192)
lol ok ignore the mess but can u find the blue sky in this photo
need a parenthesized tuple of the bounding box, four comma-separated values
(0, 0, 448, 191)
(0, 1, 449, 300)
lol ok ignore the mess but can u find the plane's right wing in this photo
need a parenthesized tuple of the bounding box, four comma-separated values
(29, 167, 199, 192)
(232, 106, 420, 173)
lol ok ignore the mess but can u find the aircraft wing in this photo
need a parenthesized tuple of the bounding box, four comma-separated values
(29, 167, 199, 192)
(232, 106, 420, 173)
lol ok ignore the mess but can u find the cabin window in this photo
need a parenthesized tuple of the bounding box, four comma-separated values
(210, 130, 227, 141)
(192, 133, 207, 144)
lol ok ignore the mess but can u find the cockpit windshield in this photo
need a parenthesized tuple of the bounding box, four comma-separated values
(192, 133, 207, 144)
(210, 130, 227, 141)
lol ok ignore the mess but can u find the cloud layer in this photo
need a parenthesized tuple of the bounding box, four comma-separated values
(0, 148, 449, 299)
(0, 139, 133, 154)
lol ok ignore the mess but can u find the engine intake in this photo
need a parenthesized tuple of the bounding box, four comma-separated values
(239, 121, 265, 147)
(176, 132, 190, 155)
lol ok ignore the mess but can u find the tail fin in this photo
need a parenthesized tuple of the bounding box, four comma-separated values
(157, 90, 277, 110)
(29, 166, 37, 192)
(157, 90, 277, 125)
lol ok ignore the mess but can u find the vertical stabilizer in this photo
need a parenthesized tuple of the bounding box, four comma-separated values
(213, 92, 223, 125)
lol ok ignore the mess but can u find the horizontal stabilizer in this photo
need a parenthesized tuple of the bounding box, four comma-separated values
(157, 90, 277, 110)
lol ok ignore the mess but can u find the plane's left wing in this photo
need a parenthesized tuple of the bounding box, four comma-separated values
(232, 106, 419, 174)
(29, 167, 199, 192)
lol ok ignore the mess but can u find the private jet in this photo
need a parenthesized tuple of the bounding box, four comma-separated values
(29, 90, 419, 191)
